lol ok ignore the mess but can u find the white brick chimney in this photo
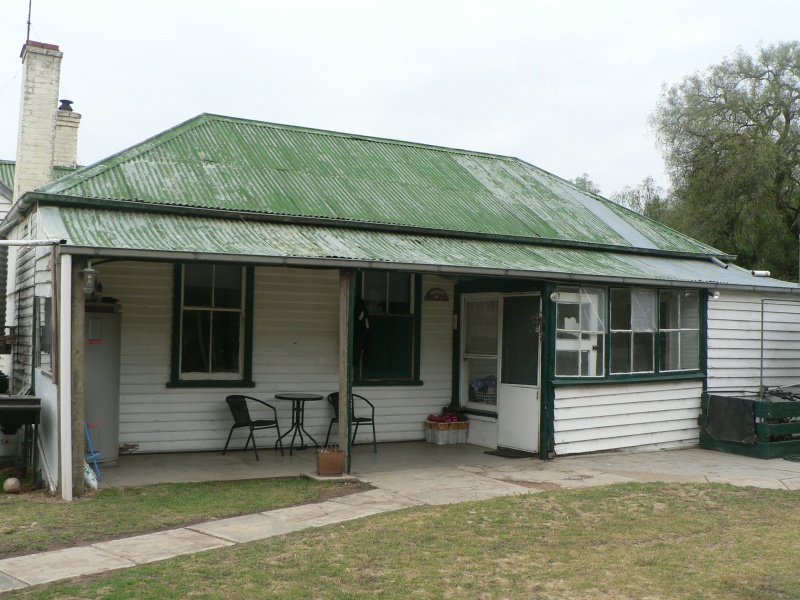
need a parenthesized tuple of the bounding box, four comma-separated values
(12, 41, 63, 203)
(54, 100, 81, 169)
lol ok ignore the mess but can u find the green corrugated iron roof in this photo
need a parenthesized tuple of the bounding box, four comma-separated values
(0, 160, 80, 196)
(35, 114, 724, 257)
(39, 206, 795, 290)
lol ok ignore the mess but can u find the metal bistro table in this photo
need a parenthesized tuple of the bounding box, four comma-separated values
(274, 392, 323, 455)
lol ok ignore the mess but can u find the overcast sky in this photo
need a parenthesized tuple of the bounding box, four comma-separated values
(1, 1, 799, 197)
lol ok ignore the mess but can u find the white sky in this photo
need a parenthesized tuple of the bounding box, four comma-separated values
(1, 0, 799, 196)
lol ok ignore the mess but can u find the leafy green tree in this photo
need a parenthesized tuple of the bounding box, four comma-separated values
(650, 41, 800, 280)
(611, 176, 670, 222)
(571, 173, 601, 195)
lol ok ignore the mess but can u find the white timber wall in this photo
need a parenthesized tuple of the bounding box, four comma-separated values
(97, 262, 454, 453)
(707, 290, 800, 393)
(553, 379, 703, 455)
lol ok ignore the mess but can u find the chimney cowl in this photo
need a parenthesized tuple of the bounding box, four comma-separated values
(58, 99, 74, 111)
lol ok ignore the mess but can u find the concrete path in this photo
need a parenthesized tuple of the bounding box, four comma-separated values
(2, 447, 800, 592)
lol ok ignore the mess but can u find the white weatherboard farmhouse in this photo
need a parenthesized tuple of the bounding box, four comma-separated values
(4, 41, 800, 499)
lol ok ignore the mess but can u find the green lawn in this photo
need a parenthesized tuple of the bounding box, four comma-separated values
(5, 482, 800, 599)
(0, 477, 370, 558)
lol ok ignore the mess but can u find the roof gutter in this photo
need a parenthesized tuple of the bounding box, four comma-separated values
(22, 192, 738, 263)
(58, 244, 799, 294)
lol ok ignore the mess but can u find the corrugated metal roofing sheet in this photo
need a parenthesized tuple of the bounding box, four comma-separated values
(40, 206, 798, 291)
(38, 114, 722, 257)
(0, 160, 80, 195)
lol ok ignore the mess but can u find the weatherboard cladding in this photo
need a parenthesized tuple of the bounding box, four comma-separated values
(38, 114, 720, 256)
(39, 206, 793, 289)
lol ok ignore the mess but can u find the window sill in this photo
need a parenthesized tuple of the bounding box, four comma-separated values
(553, 372, 705, 386)
(166, 379, 256, 389)
(462, 407, 498, 418)
(354, 379, 424, 387)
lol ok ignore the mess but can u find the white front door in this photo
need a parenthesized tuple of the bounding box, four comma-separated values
(497, 294, 541, 453)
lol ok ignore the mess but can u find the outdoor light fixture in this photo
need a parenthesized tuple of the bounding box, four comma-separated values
(709, 290, 721, 300)
(752, 270, 771, 277)
(550, 291, 560, 302)
(82, 262, 98, 295)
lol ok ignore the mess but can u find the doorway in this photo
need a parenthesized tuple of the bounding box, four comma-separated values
(461, 293, 542, 453)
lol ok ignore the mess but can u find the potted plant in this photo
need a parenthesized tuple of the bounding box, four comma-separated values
(316, 445, 345, 476)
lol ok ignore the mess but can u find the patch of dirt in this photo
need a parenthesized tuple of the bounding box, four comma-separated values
(499, 477, 563, 491)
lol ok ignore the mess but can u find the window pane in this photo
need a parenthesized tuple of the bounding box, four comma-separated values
(632, 332, 655, 373)
(631, 289, 656, 332)
(610, 289, 631, 330)
(610, 331, 631, 374)
(555, 332, 580, 376)
(387, 272, 411, 314)
(660, 290, 680, 329)
(557, 302, 580, 330)
(465, 299, 498, 355)
(584, 334, 604, 377)
(501, 296, 540, 385)
(184, 264, 213, 307)
(680, 330, 699, 370)
(360, 315, 414, 379)
(466, 357, 497, 405)
(214, 265, 243, 309)
(363, 271, 386, 315)
(660, 330, 680, 371)
(680, 291, 700, 329)
(181, 310, 210, 372)
(581, 288, 606, 332)
(211, 311, 241, 373)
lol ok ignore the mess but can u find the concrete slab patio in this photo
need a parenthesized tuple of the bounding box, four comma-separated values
(2, 444, 799, 593)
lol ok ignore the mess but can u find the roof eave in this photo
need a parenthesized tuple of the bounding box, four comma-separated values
(25, 192, 739, 263)
(57, 243, 798, 294)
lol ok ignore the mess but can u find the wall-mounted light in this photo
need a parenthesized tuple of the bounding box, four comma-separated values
(82, 262, 98, 295)
(550, 291, 560, 302)
(709, 290, 721, 300)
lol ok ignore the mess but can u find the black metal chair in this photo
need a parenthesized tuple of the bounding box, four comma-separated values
(223, 395, 284, 460)
(324, 392, 377, 453)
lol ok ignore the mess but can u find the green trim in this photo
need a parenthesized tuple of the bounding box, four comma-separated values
(243, 266, 255, 384)
(451, 286, 462, 406)
(413, 273, 423, 383)
(354, 379, 424, 387)
(26, 192, 735, 263)
(700, 292, 709, 390)
(169, 265, 183, 384)
(553, 372, 705, 386)
(345, 270, 356, 473)
(166, 379, 256, 389)
(540, 282, 558, 458)
(168, 263, 255, 387)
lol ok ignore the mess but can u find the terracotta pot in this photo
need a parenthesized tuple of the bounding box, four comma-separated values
(316, 448, 345, 476)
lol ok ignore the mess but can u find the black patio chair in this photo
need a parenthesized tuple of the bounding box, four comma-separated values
(223, 395, 284, 460)
(324, 392, 377, 453)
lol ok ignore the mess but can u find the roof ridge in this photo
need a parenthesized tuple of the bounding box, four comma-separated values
(198, 113, 518, 161)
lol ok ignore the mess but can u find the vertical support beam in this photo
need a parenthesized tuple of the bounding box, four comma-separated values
(57, 254, 73, 500)
(71, 258, 86, 497)
(338, 270, 355, 472)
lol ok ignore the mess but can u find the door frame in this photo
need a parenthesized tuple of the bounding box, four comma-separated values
(459, 291, 543, 453)
(497, 292, 542, 452)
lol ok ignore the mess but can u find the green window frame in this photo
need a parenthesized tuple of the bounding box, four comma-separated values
(553, 285, 703, 381)
(168, 263, 255, 388)
(354, 271, 422, 386)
